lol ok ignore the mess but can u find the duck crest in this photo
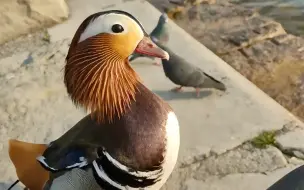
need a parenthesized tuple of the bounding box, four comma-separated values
(64, 35, 140, 124)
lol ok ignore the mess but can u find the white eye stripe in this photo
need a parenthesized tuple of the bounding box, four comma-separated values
(78, 13, 144, 43)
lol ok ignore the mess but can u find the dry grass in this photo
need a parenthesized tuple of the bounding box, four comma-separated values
(251, 61, 304, 121)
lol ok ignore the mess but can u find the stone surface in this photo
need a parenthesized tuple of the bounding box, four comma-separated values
(0, 30, 51, 59)
(183, 165, 300, 190)
(288, 157, 304, 166)
(0, 0, 69, 45)
(161, 142, 301, 190)
(0, 182, 23, 190)
(193, 144, 288, 180)
(276, 128, 304, 159)
(1, 0, 304, 189)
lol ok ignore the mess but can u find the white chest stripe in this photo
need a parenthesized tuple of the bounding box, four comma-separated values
(102, 150, 163, 179)
(36, 156, 88, 171)
(93, 160, 127, 189)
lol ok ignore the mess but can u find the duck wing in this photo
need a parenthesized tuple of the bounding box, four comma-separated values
(37, 114, 102, 171)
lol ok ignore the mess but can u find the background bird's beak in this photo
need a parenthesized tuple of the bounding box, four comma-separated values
(135, 36, 169, 60)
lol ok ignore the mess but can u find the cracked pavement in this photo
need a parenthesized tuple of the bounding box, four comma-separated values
(163, 123, 304, 189)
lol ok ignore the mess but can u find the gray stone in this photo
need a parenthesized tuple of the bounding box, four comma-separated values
(193, 144, 287, 180)
(0, 30, 50, 59)
(276, 128, 304, 159)
(0, 182, 24, 190)
(288, 157, 304, 165)
(226, 22, 286, 52)
(271, 34, 296, 45)
(246, 16, 273, 28)
(0, 0, 69, 45)
(183, 165, 299, 190)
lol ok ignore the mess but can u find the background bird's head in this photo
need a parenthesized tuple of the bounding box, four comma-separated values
(64, 10, 169, 123)
(159, 13, 169, 24)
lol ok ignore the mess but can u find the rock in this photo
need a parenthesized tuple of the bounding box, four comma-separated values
(148, 0, 216, 20)
(0, 0, 69, 45)
(288, 157, 304, 165)
(226, 22, 286, 51)
(192, 144, 288, 180)
(276, 128, 304, 159)
(161, 167, 192, 190)
(162, 143, 294, 190)
(0, 30, 50, 59)
(0, 182, 24, 190)
(182, 165, 299, 190)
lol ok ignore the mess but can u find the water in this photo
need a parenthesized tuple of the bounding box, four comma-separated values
(231, 0, 304, 36)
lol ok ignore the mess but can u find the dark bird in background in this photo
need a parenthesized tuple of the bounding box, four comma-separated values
(155, 41, 226, 97)
(129, 13, 169, 66)
(22, 53, 33, 65)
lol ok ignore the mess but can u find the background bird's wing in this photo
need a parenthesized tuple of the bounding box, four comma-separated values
(158, 32, 169, 43)
(184, 69, 207, 87)
(168, 54, 205, 87)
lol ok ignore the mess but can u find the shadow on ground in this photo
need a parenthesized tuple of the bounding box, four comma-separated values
(153, 89, 212, 101)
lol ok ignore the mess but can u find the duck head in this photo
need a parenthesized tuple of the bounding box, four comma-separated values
(65, 10, 169, 123)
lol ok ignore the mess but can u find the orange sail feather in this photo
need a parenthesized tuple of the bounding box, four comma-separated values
(8, 139, 50, 190)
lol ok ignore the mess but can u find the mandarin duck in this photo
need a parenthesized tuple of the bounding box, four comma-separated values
(129, 13, 169, 66)
(154, 40, 226, 98)
(8, 10, 180, 190)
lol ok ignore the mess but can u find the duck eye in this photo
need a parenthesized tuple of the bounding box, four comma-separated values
(111, 24, 124, 33)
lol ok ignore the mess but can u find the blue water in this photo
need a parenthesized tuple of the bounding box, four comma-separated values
(231, 0, 304, 36)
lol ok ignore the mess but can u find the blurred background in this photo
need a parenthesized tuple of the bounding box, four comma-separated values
(232, 0, 304, 37)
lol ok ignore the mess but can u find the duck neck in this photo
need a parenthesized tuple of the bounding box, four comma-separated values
(65, 50, 140, 123)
